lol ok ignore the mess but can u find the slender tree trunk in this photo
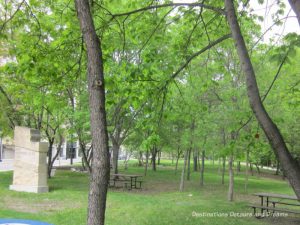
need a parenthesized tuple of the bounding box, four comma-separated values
(47, 139, 54, 178)
(236, 161, 241, 174)
(225, 0, 300, 199)
(254, 163, 260, 174)
(228, 155, 234, 201)
(179, 150, 188, 192)
(144, 150, 149, 176)
(75, 1, 110, 224)
(222, 156, 226, 185)
(250, 163, 254, 176)
(157, 151, 161, 165)
(187, 149, 191, 181)
(111, 138, 119, 174)
(245, 148, 249, 192)
(200, 150, 205, 186)
(193, 150, 198, 172)
(152, 147, 157, 171)
(175, 147, 180, 174)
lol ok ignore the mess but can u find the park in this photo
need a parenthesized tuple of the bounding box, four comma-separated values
(0, 0, 300, 225)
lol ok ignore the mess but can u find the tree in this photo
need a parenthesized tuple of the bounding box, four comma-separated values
(225, 0, 300, 199)
(74, 1, 110, 225)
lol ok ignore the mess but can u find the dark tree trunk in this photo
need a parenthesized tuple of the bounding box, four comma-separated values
(151, 147, 157, 171)
(193, 150, 198, 172)
(250, 163, 254, 176)
(228, 155, 234, 201)
(288, 0, 300, 26)
(138, 152, 143, 167)
(47, 138, 54, 178)
(75, 1, 110, 224)
(237, 161, 241, 173)
(187, 149, 191, 181)
(158, 150, 161, 165)
(225, 0, 300, 199)
(200, 150, 205, 186)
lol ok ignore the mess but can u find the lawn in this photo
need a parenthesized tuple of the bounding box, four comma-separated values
(0, 160, 299, 225)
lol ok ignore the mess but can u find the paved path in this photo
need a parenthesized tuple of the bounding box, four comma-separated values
(0, 158, 82, 172)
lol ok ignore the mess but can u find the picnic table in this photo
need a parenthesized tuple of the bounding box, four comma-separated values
(110, 173, 143, 190)
(249, 192, 300, 217)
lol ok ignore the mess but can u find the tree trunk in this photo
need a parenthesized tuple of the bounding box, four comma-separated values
(144, 150, 149, 176)
(236, 161, 241, 174)
(47, 139, 54, 178)
(250, 163, 254, 176)
(75, 1, 110, 224)
(245, 148, 249, 192)
(187, 148, 191, 181)
(200, 150, 205, 186)
(222, 156, 226, 185)
(254, 163, 260, 174)
(152, 147, 157, 171)
(111, 138, 119, 174)
(288, 0, 300, 26)
(275, 161, 280, 175)
(157, 150, 161, 165)
(138, 152, 143, 167)
(179, 150, 188, 192)
(225, 0, 300, 199)
(175, 149, 180, 175)
(193, 150, 198, 172)
(228, 155, 234, 201)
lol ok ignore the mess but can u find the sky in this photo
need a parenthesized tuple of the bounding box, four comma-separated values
(173, 0, 300, 43)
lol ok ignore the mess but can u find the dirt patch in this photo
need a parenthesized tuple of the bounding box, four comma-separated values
(2, 196, 80, 213)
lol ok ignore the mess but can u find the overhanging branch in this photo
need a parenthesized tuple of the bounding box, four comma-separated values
(112, 3, 225, 18)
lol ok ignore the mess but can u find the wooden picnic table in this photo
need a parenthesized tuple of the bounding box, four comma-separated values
(250, 192, 300, 217)
(110, 173, 143, 189)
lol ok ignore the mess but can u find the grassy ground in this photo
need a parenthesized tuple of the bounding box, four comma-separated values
(0, 160, 299, 225)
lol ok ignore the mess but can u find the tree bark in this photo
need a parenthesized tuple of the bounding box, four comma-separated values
(75, 1, 110, 224)
(225, 0, 300, 199)
(288, 0, 300, 26)
(193, 150, 198, 172)
(200, 150, 205, 186)
(228, 155, 234, 201)
(187, 148, 191, 181)
(179, 150, 188, 192)
(151, 147, 157, 171)
(111, 136, 119, 174)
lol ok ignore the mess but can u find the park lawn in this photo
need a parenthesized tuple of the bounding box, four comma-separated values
(0, 160, 298, 225)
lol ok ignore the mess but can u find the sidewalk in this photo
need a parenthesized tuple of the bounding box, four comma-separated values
(0, 158, 82, 172)
(0, 159, 14, 171)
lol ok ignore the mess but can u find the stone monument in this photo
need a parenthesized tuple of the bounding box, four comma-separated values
(10, 126, 49, 193)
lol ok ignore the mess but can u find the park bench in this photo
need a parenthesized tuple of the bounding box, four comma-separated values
(250, 192, 300, 218)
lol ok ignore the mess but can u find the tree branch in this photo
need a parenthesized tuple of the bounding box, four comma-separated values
(112, 3, 225, 18)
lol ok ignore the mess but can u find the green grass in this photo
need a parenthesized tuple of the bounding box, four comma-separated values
(0, 160, 298, 225)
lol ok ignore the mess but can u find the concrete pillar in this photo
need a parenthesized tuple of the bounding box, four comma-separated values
(10, 126, 49, 193)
